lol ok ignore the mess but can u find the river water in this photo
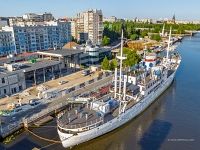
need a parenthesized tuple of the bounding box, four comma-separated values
(2, 34, 200, 150)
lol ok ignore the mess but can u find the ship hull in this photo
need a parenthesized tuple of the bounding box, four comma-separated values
(58, 71, 176, 148)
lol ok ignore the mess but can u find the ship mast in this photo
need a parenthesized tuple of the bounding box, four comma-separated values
(118, 30, 124, 99)
(161, 24, 165, 37)
(166, 26, 172, 64)
(116, 29, 127, 114)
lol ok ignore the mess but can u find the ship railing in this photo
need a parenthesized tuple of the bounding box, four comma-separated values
(58, 117, 104, 129)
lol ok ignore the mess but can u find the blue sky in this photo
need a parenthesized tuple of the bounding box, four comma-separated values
(1, 0, 200, 20)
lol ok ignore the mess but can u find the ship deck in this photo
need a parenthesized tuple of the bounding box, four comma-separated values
(58, 104, 102, 128)
(58, 101, 117, 129)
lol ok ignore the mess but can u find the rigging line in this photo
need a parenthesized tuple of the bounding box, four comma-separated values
(26, 128, 61, 143)
(29, 128, 55, 134)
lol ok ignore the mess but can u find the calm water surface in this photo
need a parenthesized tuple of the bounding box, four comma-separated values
(1, 34, 200, 150)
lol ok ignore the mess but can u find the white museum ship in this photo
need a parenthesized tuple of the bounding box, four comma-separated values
(56, 27, 181, 148)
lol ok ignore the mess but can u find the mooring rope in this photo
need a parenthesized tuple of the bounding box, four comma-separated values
(26, 128, 61, 143)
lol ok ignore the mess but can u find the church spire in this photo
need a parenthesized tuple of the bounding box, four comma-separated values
(172, 14, 176, 24)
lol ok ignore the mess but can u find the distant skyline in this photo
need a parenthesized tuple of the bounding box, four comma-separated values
(1, 0, 200, 20)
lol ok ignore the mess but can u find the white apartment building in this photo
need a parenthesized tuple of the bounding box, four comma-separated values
(77, 9, 103, 45)
(0, 69, 26, 98)
(22, 12, 54, 22)
(103, 16, 117, 22)
(0, 30, 16, 56)
(70, 19, 78, 40)
(2, 21, 71, 53)
(0, 18, 8, 28)
(0, 57, 61, 98)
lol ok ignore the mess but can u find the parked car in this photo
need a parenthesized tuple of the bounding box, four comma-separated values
(82, 70, 90, 76)
(58, 80, 68, 85)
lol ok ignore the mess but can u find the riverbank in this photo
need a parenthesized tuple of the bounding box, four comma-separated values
(3, 33, 200, 150)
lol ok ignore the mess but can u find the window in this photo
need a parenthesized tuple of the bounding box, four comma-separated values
(2, 78, 5, 84)
(4, 89, 6, 94)
(19, 86, 22, 91)
(12, 88, 17, 94)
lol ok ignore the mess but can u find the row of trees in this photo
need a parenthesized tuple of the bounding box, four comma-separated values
(150, 34, 162, 42)
(101, 48, 141, 70)
(103, 21, 154, 42)
(103, 21, 200, 43)
(101, 57, 118, 71)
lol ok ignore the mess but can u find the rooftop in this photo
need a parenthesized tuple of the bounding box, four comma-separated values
(127, 83, 140, 91)
(0, 59, 60, 78)
(0, 52, 37, 65)
(63, 42, 79, 49)
(37, 49, 84, 57)
(22, 60, 60, 73)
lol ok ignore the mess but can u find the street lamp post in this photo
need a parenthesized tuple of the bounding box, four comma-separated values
(0, 118, 3, 135)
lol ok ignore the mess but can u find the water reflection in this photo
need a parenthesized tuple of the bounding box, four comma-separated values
(139, 120, 172, 150)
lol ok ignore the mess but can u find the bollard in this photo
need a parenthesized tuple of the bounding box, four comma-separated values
(22, 118, 28, 129)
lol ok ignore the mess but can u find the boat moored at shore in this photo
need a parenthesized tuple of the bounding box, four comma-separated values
(57, 28, 181, 148)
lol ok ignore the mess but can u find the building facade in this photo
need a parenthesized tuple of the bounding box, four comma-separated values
(37, 42, 111, 68)
(77, 9, 103, 45)
(0, 58, 61, 98)
(2, 21, 71, 53)
(0, 70, 25, 98)
(0, 17, 9, 28)
(84, 40, 111, 65)
(22, 12, 54, 22)
(0, 30, 16, 56)
(70, 19, 78, 40)
(103, 16, 117, 22)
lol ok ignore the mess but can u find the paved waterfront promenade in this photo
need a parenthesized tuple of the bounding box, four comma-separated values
(0, 70, 113, 138)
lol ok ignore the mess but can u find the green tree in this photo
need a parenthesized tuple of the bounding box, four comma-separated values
(109, 59, 118, 70)
(71, 36, 77, 42)
(102, 36, 111, 46)
(123, 48, 141, 67)
(101, 56, 110, 70)
(150, 34, 161, 42)
(153, 26, 161, 33)
(130, 34, 138, 40)
(177, 26, 185, 34)
(141, 30, 148, 38)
